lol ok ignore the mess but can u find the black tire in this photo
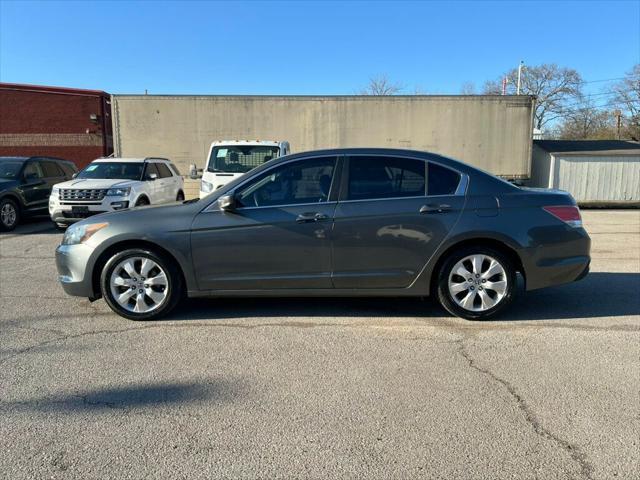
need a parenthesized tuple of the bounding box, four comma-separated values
(436, 246, 516, 320)
(0, 197, 20, 232)
(100, 248, 183, 321)
(176, 191, 185, 201)
(135, 196, 150, 207)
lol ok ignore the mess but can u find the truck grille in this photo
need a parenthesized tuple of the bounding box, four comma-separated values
(60, 189, 107, 201)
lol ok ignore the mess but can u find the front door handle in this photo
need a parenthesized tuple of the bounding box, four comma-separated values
(420, 204, 451, 214)
(296, 212, 329, 223)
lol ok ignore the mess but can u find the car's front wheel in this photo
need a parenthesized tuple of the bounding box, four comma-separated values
(437, 247, 516, 320)
(100, 248, 182, 320)
(0, 198, 20, 232)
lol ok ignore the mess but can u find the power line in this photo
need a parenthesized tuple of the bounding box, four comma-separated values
(580, 77, 627, 84)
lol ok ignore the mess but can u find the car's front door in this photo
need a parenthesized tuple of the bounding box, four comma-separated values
(331, 155, 466, 289)
(191, 156, 339, 291)
(142, 162, 161, 203)
(20, 160, 48, 212)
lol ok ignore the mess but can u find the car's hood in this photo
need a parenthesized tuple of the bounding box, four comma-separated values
(0, 178, 19, 191)
(54, 178, 139, 189)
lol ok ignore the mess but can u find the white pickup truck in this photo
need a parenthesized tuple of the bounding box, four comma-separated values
(49, 157, 184, 228)
(198, 140, 290, 198)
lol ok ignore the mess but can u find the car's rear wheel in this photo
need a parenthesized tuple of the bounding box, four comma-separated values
(100, 248, 182, 321)
(176, 191, 185, 201)
(437, 247, 516, 320)
(0, 198, 20, 232)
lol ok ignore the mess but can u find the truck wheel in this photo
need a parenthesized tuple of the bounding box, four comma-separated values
(176, 191, 185, 201)
(0, 198, 20, 232)
(436, 247, 516, 320)
(100, 248, 182, 321)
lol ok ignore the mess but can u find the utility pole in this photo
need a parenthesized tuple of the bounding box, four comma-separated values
(516, 61, 524, 95)
(613, 110, 622, 140)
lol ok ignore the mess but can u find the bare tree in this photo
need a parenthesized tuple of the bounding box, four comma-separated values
(460, 81, 476, 95)
(360, 74, 404, 95)
(484, 63, 583, 130)
(612, 64, 640, 140)
(554, 103, 616, 140)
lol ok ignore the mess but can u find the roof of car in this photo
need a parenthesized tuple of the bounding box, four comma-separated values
(92, 157, 171, 163)
(0, 156, 74, 163)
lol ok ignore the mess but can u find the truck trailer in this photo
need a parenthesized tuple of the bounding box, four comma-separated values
(111, 95, 535, 197)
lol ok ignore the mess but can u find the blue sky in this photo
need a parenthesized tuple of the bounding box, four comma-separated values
(1, 0, 638, 99)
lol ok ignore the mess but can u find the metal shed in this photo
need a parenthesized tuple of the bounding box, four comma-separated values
(531, 140, 640, 207)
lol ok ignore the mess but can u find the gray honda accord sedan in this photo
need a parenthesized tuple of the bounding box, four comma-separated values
(55, 148, 590, 321)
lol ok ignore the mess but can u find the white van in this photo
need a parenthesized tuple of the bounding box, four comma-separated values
(198, 140, 290, 198)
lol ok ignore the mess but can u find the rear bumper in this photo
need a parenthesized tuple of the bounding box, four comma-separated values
(521, 228, 591, 290)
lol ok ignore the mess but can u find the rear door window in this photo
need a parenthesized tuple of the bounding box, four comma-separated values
(42, 160, 64, 178)
(346, 156, 426, 201)
(427, 163, 461, 196)
(156, 163, 173, 178)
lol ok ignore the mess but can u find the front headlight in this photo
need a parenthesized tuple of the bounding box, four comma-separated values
(106, 187, 131, 197)
(62, 222, 109, 246)
(201, 180, 213, 193)
(51, 186, 60, 196)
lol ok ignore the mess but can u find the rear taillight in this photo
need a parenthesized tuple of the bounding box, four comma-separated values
(543, 205, 582, 228)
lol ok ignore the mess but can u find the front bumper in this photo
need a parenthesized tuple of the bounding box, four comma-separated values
(56, 243, 98, 298)
(49, 197, 129, 225)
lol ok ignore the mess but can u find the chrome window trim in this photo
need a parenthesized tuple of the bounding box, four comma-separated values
(342, 153, 467, 202)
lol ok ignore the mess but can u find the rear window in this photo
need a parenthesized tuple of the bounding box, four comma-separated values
(428, 163, 461, 196)
(208, 146, 280, 174)
(347, 156, 426, 201)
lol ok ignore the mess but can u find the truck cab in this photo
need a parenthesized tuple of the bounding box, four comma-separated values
(198, 140, 290, 198)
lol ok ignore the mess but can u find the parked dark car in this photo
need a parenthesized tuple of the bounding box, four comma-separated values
(0, 156, 78, 231)
(55, 148, 590, 321)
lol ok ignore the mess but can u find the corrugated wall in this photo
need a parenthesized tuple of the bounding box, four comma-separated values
(553, 154, 640, 205)
(112, 95, 534, 179)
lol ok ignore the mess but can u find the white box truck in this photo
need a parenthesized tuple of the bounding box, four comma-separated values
(196, 140, 290, 198)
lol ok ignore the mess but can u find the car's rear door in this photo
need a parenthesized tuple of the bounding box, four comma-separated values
(191, 156, 339, 291)
(331, 155, 466, 289)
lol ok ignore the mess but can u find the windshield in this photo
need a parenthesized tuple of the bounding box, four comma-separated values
(208, 146, 280, 174)
(77, 162, 144, 180)
(0, 158, 26, 180)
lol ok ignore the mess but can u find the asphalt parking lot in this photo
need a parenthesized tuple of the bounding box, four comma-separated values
(0, 210, 638, 479)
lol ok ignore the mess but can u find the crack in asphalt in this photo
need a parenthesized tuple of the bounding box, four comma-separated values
(457, 338, 595, 480)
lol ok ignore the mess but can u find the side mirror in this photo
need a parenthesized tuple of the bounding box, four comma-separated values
(148, 172, 158, 181)
(218, 194, 235, 211)
(72, 172, 78, 179)
(189, 164, 202, 180)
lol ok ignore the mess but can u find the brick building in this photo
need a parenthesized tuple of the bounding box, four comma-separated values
(0, 83, 113, 168)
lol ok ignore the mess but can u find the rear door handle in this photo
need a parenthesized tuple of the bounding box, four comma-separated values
(296, 212, 329, 223)
(420, 204, 451, 214)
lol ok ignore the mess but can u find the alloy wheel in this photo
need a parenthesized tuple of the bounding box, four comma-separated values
(109, 256, 169, 313)
(448, 254, 508, 312)
(1, 202, 17, 227)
